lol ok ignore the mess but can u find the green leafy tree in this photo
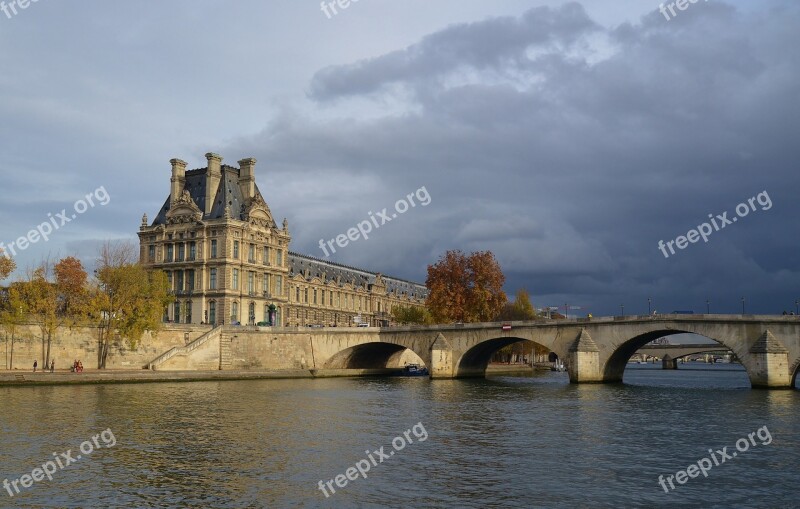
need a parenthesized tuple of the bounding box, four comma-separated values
(391, 304, 432, 325)
(91, 242, 172, 368)
(0, 283, 27, 369)
(497, 289, 537, 321)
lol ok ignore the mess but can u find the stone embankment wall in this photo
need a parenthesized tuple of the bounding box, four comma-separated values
(1, 323, 213, 370)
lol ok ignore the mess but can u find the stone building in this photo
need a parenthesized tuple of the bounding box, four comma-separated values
(138, 153, 427, 327)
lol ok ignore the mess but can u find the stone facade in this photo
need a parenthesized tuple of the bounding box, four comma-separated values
(138, 153, 426, 328)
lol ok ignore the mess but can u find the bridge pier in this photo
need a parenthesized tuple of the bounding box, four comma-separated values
(662, 354, 678, 370)
(567, 329, 604, 383)
(747, 330, 793, 389)
(429, 334, 455, 379)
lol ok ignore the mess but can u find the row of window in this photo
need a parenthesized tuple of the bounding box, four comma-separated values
(165, 269, 283, 295)
(290, 285, 394, 314)
(164, 300, 283, 326)
(149, 240, 285, 264)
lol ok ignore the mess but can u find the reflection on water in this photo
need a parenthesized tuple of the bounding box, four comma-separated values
(1, 366, 798, 508)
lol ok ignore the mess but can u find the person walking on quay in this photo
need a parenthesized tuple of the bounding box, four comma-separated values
(33, 360, 37, 373)
(50, 360, 55, 373)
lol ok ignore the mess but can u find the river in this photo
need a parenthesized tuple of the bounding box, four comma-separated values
(1, 364, 798, 508)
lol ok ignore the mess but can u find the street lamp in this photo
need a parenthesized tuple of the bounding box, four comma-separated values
(648, 297, 652, 315)
(706, 299, 710, 314)
(795, 299, 798, 315)
(620, 304, 625, 316)
(741, 297, 746, 315)
(565, 303, 569, 320)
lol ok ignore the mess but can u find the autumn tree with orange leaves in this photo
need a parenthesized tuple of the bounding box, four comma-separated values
(20, 257, 89, 368)
(0, 250, 14, 281)
(425, 250, 507, 323)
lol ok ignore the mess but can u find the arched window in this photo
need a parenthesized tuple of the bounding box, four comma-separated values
(231, 301, 239, 324)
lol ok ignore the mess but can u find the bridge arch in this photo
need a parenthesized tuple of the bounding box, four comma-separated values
(323, 342, 425, 370)
(603, 330, 737, 382)
(455, 336, 545, 378)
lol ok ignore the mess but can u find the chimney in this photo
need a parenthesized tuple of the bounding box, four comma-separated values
(169, 158, 187, 204)
(205, 153, 223, 214)
(238, 158, 256, 201)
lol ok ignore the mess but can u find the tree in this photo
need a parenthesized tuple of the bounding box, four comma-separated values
(14, 257, 90, 369)
(0, 283, 27, 369)
(426, 250, 507, 323)
(497, 288, 537, 321)
(22, 265, 59, 369)
(91, 242, 172, 369)
(0, 251, 14, 281)
(391, 304, 432, 325)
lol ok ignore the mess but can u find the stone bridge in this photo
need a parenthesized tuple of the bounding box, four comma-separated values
(150, 315, 800, 389)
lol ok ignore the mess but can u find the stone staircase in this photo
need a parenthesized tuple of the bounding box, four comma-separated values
(219, 333, 232, 370)
(148, 326, 223, 370)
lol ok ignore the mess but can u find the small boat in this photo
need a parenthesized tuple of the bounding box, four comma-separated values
(399, 364, 429, 377)
(551, 361, 567, 372)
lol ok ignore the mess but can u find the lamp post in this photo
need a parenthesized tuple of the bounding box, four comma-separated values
(648, 297, 652, 315)
(565, 303, 569, 320)
(620, 304, 624, 316)
(741, 297, 746, 315)
(795, 299, 798, 315)
(706, 299, 710, 314)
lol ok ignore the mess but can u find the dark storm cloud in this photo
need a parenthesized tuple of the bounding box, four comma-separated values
(228, 1, 800, 315)
(309, 2, 600, 101)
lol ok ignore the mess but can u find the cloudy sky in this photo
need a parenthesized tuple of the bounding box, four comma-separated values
(1, 0, 797, 316)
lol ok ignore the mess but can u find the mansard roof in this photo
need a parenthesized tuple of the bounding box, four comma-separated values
(287, 252, 428, 299)
(150, 166, 274, 227)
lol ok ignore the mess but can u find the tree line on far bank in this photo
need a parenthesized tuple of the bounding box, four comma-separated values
(0, 242, 171, 369)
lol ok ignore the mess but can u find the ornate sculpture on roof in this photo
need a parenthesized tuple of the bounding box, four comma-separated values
(242, 192, 276, 228)
(166, 188, 203, 224)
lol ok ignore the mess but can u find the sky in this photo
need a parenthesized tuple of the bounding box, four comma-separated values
(0, 0, 798, 317)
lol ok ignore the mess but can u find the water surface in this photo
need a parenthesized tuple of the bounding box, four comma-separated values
(1, 364, 798, 508)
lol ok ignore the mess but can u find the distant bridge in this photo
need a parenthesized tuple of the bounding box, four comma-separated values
(151, 315, 800, 389)
(635, 343, 732, 360)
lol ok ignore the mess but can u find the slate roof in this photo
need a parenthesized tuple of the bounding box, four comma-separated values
(151, 166, 272, 226)
(288, 252, 428, 299)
